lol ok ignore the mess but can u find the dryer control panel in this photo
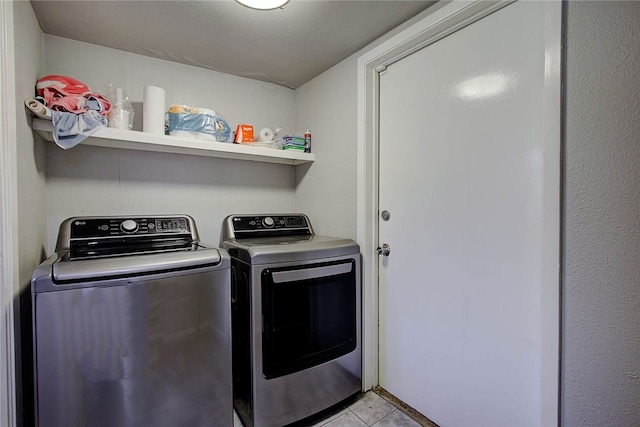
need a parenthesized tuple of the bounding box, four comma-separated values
(223, 214, 313, 239)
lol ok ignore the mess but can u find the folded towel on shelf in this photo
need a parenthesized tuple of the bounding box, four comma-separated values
(51, 110, 107, 149)
(281, 135, 306, 151)
(282, 135, 306, 145)
(283, 143, 306, 151)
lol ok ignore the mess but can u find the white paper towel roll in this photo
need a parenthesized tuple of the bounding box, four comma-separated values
(257, 128, 275, 142)
(143, 85, 166, 135)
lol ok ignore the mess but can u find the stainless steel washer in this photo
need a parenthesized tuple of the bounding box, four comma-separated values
(31, 215, 232, 427)
(221, 214, 361, 427)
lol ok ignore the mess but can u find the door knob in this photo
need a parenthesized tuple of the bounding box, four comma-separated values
(376, 243, 391, 257)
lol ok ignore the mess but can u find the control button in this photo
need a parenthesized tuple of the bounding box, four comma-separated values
(120, 219, 138, 233)
(262, 216, 275, 228)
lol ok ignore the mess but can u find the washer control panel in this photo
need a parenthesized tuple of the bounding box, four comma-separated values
(56, 215, 201, 257)
(69, 216, 191, 239)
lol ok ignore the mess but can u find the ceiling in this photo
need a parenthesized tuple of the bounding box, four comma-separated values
(30, 0, 436, 89)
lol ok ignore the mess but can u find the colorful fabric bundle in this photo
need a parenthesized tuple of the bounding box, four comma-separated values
(33, 75, 111, 149)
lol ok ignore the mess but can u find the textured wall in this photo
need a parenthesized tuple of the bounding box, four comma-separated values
(42, 36, 297, 249)
(14, 1, 47, 285)
(563, 2, 640, 425)
(294, 55, 358, 240)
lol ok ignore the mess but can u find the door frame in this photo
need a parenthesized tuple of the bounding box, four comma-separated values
(356, 1, 561, 425)
(0, 0, 18, 426)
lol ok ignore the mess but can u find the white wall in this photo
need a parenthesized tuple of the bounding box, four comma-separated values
(15, 2, 47, 283)
(563, 2, 640, 426)
(294, 56, 358, 239)
(42, 36, 298, 250)
(293, 3, 431, 239)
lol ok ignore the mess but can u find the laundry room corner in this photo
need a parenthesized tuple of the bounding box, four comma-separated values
(294, 55, 359, 241)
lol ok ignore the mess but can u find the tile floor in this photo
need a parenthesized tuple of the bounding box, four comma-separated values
(233, 389, 433, 427)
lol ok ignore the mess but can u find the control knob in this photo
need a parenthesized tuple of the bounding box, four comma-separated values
(262, 216, 275, 228)
(120, 219, 138, 233)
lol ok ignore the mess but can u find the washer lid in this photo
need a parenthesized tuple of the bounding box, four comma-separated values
(51, 246, 223, 284)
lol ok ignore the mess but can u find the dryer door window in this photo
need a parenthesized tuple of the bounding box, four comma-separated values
(261, 259, 357, 379)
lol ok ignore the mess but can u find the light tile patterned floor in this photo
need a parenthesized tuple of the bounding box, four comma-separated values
(233, 390, 424, 427)
(313, 391, 421, 427)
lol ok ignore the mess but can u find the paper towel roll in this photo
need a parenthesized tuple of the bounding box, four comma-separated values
(25, 98, 52, 120)
(143, 85, 165, 135)
(257, 127, 275, 142)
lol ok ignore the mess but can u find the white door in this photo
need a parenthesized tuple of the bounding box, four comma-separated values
(378, 2, 559, 426)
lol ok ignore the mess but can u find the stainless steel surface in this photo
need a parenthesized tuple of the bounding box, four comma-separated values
(222, 213, 359, 264)
(222, 213, 362, 427)
(243, 255, 361, 427)
(381, 210, 391, 221)
(49, 247, 222, 286)
(221, 213, 313, 241)
(270, 262, 353, 283)
(56, 214, 200, 253)
(223, 235, 359, 265)
(32, 215, 232, 427)
(377, 243, 391, 257)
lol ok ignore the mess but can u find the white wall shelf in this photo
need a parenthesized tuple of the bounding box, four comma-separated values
(31, 119, 314, 166)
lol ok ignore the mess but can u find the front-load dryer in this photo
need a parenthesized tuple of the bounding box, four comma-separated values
(221, 214, 361, 427)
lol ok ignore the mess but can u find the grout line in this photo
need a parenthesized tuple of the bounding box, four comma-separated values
(372, 386, 440, 427)
(350, 407, 371, 426)
(369, 408, 400, 427)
